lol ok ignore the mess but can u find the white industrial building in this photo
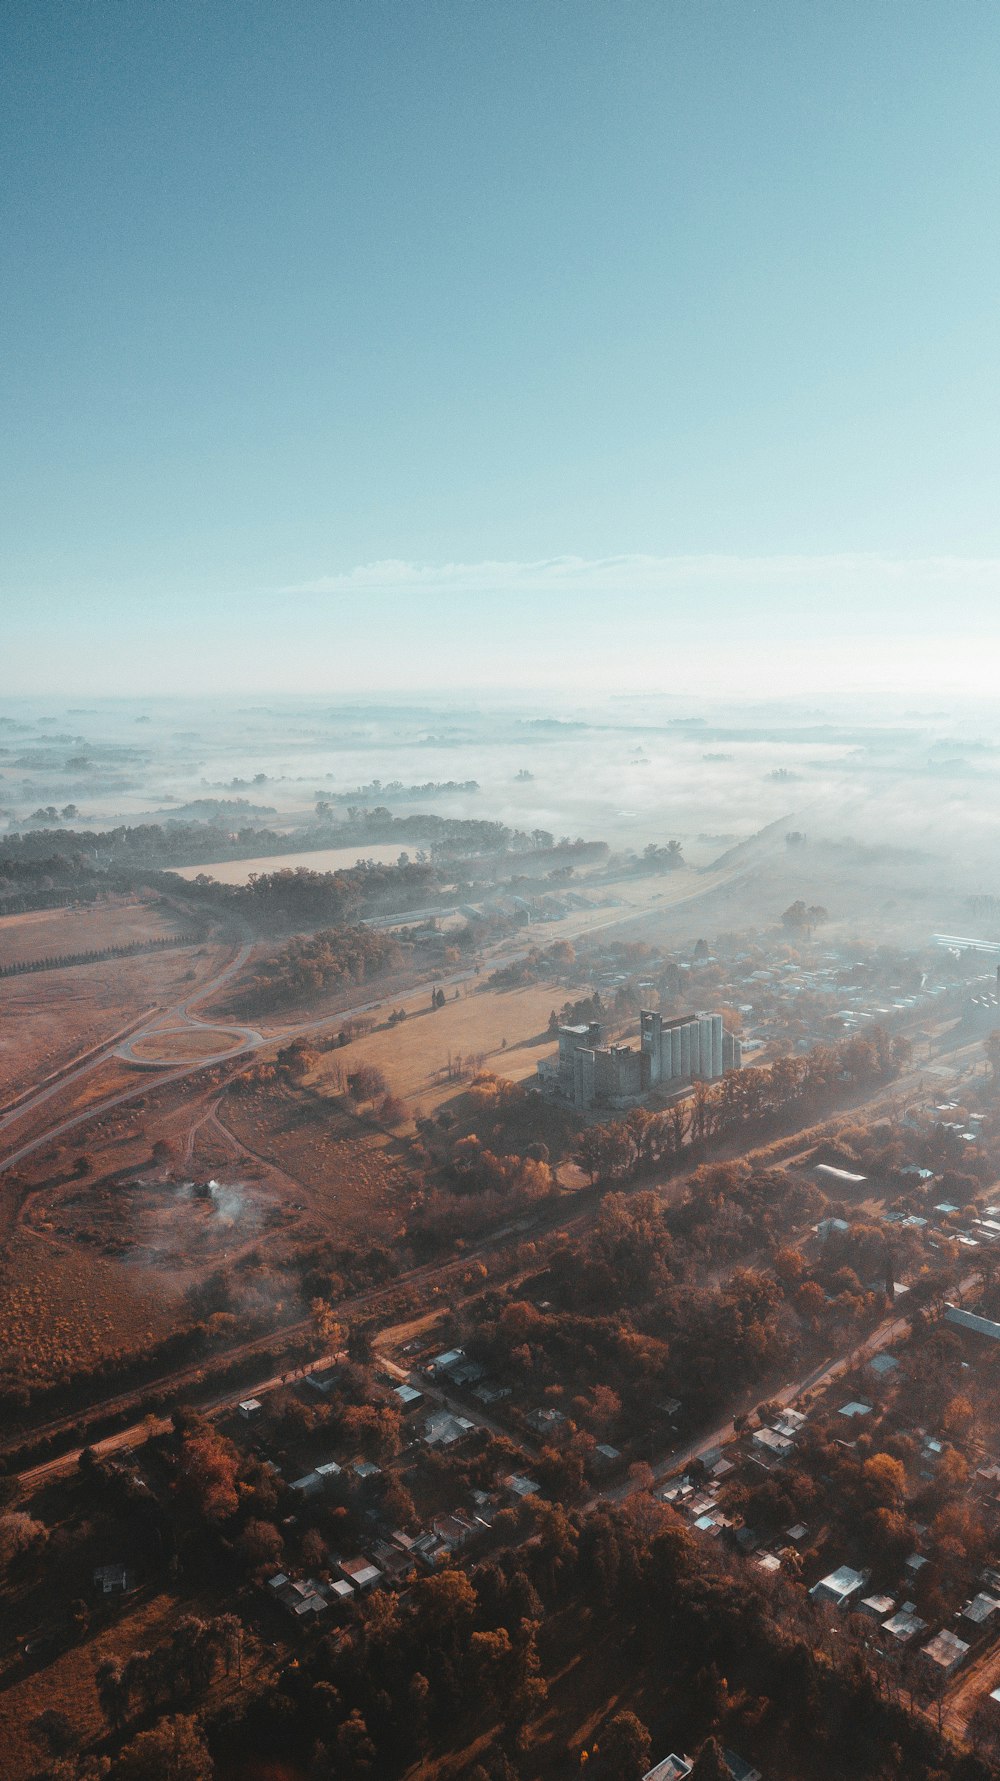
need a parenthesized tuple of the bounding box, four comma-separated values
(640, 1009, 742, 1085)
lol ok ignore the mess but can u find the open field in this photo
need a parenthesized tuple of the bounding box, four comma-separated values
(128, 1026, 248, 1063)
(309, 982, 565, 1115)
(0, 937, 234, 1105)
(220, 1078, 412, 1236)
(0, 896, 182, 967)
(0, 1583, 262, 1781)
(0, 1227, 175, 1396)
(168, 839, 415, 881)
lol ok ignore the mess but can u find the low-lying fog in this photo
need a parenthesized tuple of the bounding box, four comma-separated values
(4, 691, 1000, 883)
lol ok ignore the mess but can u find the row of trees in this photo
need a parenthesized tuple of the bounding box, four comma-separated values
(576, 1027, 912, 1185)
(228, 924, 405, 1013)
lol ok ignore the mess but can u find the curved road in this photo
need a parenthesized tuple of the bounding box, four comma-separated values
(0, 845, 773, 1178)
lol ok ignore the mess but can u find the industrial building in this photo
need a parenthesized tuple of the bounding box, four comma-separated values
(640, 1010, 742, 1085)
(539, 1007, 742, 1113)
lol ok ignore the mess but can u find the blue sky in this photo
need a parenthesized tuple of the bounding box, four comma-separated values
(4, 1, 1000, 694)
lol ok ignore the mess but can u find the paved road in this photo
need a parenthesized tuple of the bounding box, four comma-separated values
(593, 1271, 981, 1508)
(0, 842, 769, 1178)
(0, 935, 255, 1140)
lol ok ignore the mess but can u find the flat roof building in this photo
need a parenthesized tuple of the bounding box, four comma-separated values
(810, 1565, 867, 1609)
(922, 1629, 970, 1675)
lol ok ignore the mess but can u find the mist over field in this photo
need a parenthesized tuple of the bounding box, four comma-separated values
(5, 688, 1000, 891)
(10, 3, 1000, 1776)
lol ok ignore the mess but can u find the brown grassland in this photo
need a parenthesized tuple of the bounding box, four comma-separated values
(308, 981, 564, 1115)
(0, 906, 579, 1406)
(128, 1028, 247, 1063)
(0, 1585, 262, 1781)
(0, 898, 179, 967)
(0, 1227, 175, 1393)
(0, 917, 235, 1105)
(219, 1080, 412, 1237)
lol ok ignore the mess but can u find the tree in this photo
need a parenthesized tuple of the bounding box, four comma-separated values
(311, 1299, 346, 1354)
(334, 1708, 377, 1776)
(112, 1714, 213, 1781)
(0, 1509, 47, 1571)
(691, 1738, 733, 1781)
(237, 1519, 283, 1573)
(601, 1709, 652, 1780)
(860, 1453, 906, 1510)
(346, 1064, 388, 1106)
(174, 1431, 239, 1526)
(96, 1657, 129, 1731)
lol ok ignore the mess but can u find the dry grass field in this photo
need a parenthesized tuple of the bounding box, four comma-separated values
(309, 981, 564, 1116)
(0, 1229, 174, 1396)
(0, 1586, 247, 1781)
(24, 1161, 280, 1272)
(128, 1027, 246, 1063)
(221, 1079, 413, 1237)
(0, 897, 179, 967)
(0, 931, 233, 1104)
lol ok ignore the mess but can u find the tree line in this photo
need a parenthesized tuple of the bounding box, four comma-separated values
(576, 1027, 911, 1185)
(0, 934, 191, 979)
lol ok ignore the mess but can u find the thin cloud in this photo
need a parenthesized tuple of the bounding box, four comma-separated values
(283, 552, 1000, 604)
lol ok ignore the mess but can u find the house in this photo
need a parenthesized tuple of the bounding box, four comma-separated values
(431, 1512, 477, 1551)
(353, 1460, 381, 1480)
(756, 1553, 781, 1574)
(751, 1427, 794, 1461)
(93, 1564, 131, 1595)
(524, 1406, 568, 1438)
(772, 1408, 807, 1437)
(724, 1754, 763, 1781)
(905, 1553, 929, 1580)
(290, 1472, 325, 1500)
(267, 1573, 329, 1619)
(412, 1531, 448, 1567)
(815, 1215, 853, 1238)
(473, 1380, 511, 1405)
(448, 1359, 485, 1387)
(960, 1592, 1000, 1632)
(504, 1472, 540, 1501)
(881, 1604, 927, 1644)
(338, 1557, 382, 1593)
(470, 1490, 502, 1528)
(305, 1368, 339, 1397)
(814, 1167, 866, 1189)
(785, 1523, 809, 1544)
(425, 1348, 465, 1378)
(859, 1594, 896, 1620)
(810, 1566, 868, 1609)
(643, 1758, 692, 1781)
(370, 1540, 416, 1583)
(393, 1383, 424, 1414)
(868, 1353, 898, 1376)
(238, 1398, 262, 1420)
(922, 1629, 970, 1675)
(594, 1443, 623, 1469)
(423, 1410, 475, 1447)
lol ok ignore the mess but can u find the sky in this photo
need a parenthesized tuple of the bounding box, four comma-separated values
(4, 1, 1000, 696)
